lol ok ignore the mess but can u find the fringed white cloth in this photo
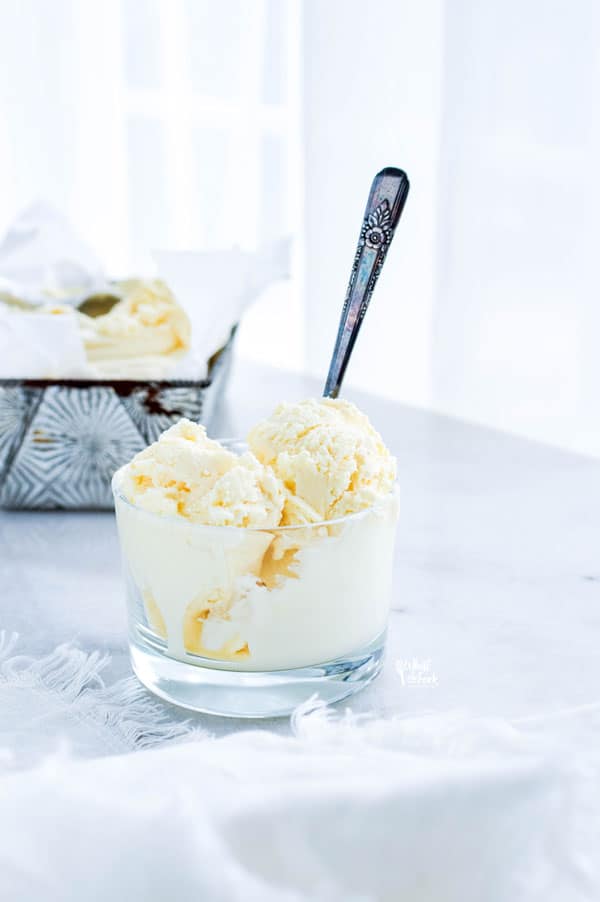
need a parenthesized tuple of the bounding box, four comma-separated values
(0, 632, 598, 901)
(0, 632, 200, 769)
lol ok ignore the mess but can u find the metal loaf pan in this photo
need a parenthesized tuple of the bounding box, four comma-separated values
(0, 328, 235, 510)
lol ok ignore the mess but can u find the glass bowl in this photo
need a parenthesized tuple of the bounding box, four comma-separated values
(112, 441, 399, 717)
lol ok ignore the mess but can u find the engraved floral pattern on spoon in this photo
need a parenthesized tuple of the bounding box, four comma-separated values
(360, 199, 392, 250)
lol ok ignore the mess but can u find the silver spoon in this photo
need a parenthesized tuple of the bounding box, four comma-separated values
(324, 167, 410, 398)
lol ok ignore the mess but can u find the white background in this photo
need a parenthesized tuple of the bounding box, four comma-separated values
(0, 0, 598, 456)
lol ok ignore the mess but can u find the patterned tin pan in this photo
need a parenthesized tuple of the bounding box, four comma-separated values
(0, 328, 235, 510)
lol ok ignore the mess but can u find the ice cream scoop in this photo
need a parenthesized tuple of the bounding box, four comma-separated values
(248, 398, 396, 524)
(118, 418, 284, 528)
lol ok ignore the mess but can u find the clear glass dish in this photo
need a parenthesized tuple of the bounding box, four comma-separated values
(112, 441, 399, 717)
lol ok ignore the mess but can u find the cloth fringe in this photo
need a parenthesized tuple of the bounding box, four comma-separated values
(0, 631, 201, 753)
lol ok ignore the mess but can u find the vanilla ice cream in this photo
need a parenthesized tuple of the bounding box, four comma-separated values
(113, 400, 399, 671)
(248, 398, 396, 524)
(118, 418, 283, 527)
(39, 279, 191, 379)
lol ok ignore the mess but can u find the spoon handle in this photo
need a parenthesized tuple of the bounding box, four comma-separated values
(323, 167, 410, 399)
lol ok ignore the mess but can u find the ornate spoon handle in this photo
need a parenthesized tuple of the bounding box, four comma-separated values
(323, 167, 410, 398)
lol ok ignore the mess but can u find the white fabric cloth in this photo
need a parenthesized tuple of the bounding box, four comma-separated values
(0, 633, 598, 901)
(0, 633, 199, 771)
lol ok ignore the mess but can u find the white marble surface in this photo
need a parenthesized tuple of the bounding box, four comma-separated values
(2, 358, 600, 743)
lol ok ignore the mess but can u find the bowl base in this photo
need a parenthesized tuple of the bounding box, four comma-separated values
(130, 633, 385, 719)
